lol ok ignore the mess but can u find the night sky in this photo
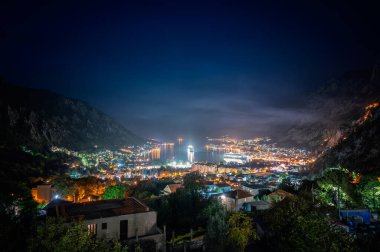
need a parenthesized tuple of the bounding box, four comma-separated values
(1, 0, 379, 141)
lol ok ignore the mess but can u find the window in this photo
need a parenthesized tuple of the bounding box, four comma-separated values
(87, 224, 97, 235)
(102, 223, 107, 230)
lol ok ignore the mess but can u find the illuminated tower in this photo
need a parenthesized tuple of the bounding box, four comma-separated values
(187, 145, 194, 163)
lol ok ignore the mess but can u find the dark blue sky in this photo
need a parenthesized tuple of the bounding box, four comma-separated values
(1, 0, 379, 140)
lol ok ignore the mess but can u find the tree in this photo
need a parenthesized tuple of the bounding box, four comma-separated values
(227, 212, 256, 252)
(203, 202, 229, 252)
(315, 168, 359, 209)
(263, 195, 356, 252)
(53, 175, 76, 199)
(133, 181, 159, 199)
(288, 214, 356, 252)
(29, 218, 127, 252)
(103, 185, 126, 200)
(183, 172, 204, 192)
(148, 187, 211, 235)
(358, 178, 380, 211)
(278, 176, 297, 194)
(0, 181, 38, 251)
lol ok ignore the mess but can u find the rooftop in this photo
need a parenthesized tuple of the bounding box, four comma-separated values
(241, 183, 270, 189)
(224, 189, 253, 199)
(46, 198, 151, 220)
(166, 183, 183, 193)
(215, 183, 231, 188)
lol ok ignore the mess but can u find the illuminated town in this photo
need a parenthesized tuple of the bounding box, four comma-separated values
(43, 136, 314, 199)
(2, 1, 380, 251)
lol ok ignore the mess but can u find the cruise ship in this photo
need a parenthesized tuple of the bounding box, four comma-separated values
(223, 152, 247, 164)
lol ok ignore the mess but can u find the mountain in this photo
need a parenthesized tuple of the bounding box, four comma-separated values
(312, 102, 380, 174)
(0, 82, 144, 151)
(277, 63, 380, 152)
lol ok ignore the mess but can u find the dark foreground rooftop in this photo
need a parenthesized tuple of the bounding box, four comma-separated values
(46, 197, 151, 220)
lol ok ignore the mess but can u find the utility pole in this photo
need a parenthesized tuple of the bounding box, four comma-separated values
(372, 184, 375, 212)
(337, 186, 341, 220)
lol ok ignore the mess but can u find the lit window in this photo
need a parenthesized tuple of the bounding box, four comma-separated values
(88, 224, 97, 235)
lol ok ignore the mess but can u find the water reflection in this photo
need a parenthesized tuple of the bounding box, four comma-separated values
(156, 141, 224, 163)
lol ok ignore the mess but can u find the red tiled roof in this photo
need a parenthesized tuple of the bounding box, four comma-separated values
(167, 184, 183, 193)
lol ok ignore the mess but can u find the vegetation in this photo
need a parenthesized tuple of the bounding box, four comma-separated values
(183, 172, 205, 192)
(227, 212, 257, 252)
(0, 181, 38, 251)
(148, 187, 211, 235)
(357, 176, 380, 211)
(29, 218, 127, 252)
(2, 142, 380, 252)
(203, 202, 229, 251)
(312, 168, 380, 211)
(278, 175, 297, 194)
(315, 168, 359, 209)
(103, 185, 127, 200)
(262, 194, 356, 252)
(167, 228, 205, 245)
(0, 146, 69, 251)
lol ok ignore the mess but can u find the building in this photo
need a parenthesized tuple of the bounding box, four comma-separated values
(246, 201, 272, 211)
(240, 183, 273, 197)
(202, 182, 232, 197)
(214, 183, 232, 193)
(340, 209, 371, 225)
(191, 163, 218, 173)
(45, 198, 165, 251)
(32, 184, 54, 203)
(191, 163, 239, 174)
(162, 184, 183, 195)
(218, 189, 254, 212)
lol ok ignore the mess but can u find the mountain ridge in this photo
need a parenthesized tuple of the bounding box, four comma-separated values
(312, 101, 380, 174)
(276, 63, 380, 152)
(0, 81, 145, 151)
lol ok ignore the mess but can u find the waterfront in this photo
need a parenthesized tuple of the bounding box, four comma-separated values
(153, 139, 225, 163)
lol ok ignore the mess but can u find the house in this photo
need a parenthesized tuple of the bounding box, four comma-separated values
(246, 201, 272, 211)
(218, 189, 254, 212)
(266, 190, 294, 202)
(45, 197, 165, 251)
(340, 209, 371, 225)
(162, 184, 183, 195)
(203, 182, 232, 197)
(32, 184, 54, 203)
(203, 181, 215, 191)
(240, 183, 273, 197)
(214, 183, 232, 193)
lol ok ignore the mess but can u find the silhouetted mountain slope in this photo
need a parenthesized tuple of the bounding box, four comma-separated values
(277, 64, 380, 152)
(312, 102, 380, 174)
(0, 82, 144, 151)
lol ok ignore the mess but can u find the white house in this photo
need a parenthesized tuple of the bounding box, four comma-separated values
(218, 189, 254, 212)
(45, 198, 165, 251)
(162, 184, 183, 195)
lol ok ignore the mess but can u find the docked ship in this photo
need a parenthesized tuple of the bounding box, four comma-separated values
(223, 152, 247, 164)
